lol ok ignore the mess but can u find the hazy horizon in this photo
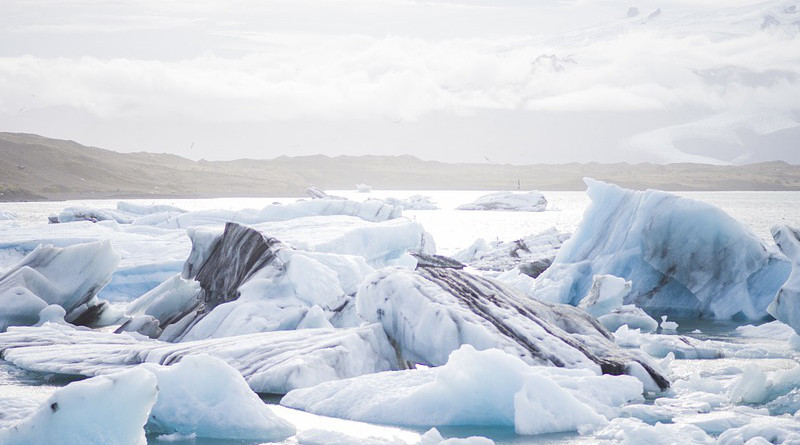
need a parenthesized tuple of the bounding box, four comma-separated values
(2, 0, 799, 165)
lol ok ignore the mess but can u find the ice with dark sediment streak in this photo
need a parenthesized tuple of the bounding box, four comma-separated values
(534, 179, 790, 320)
(120, 221, 432, 341)
(454, 228, 568, 277)
(0, 322, 400, 394)
(0, 241, 118, 330)
(356, 261, 670, 391)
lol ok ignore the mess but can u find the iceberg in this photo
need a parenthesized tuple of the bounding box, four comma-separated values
(456, 191, 547, 212)
(535, 179, 790, 319)
(768, 225, 800, 335)
(0, 241, 119, 329)
(125, 222, 406, 341)
(0, 322, 399, 394)
(356, 262, 669, 390)
(123, 219, 433, 341)
(142, 354, 295, 440)
(0, 367, 157, 445)
(282, 345, 644, 435)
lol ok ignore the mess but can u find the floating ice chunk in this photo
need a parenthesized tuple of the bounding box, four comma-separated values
(356, 183, 372, 193)
(457, 191, 547, 212)
(456, 228, 568, 276)
(592, 417, 714, 444)
(0, 241, 119, 329)
(0, 367, 157, 445)
(419, 428, 494, 445)
(578, 275, 631, 317)
(535, 179, 790, 319)
(736, 320, 796, 341)
(674, 411, 753, 435)
(717, 415, 800, 445)
(660, 315, 679, 332)
(282, 345, 642, 435)
(768, 225, 800, 335)
(598, 305, 659, 333)
(143, 354, 295, 440)
(35, 305, 67, 326)
(0, 323, 399, 394)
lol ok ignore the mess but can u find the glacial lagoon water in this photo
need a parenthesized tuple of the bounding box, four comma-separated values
(0, 189, 799, 444)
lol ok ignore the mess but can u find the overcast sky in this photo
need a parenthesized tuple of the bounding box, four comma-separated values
(1, 0, 798, 164)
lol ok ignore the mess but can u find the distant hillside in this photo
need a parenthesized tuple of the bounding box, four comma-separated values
(2, 132, 800, 201)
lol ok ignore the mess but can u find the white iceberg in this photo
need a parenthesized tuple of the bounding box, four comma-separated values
(535, 179, 790, 319)
(0, 241, 119, 329)
(768, 225, 800, 335)
(282, 345, 643, 435)
(0, 367, 157, 445)
(578, 274, 631, 318)
(456, 191, 547, 212)
(356, 263, 669, 390)
(143, 354, 295, 440)
(0, 322, 399, 394)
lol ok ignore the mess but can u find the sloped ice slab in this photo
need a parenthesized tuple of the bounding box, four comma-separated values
(0, 323, 399, 394)
(535, 179, 790, 319)
(356, 264, 669, 390)
(0, 241, 119, 329)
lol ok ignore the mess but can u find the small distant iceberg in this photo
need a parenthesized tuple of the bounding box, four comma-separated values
(356, 183, 372, 193)
(457, 191, 547, 212)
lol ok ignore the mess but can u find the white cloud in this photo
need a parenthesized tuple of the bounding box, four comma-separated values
(1, 0, 799, 163)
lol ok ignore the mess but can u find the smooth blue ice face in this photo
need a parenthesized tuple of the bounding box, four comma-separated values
(536, 179, 791, 320)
